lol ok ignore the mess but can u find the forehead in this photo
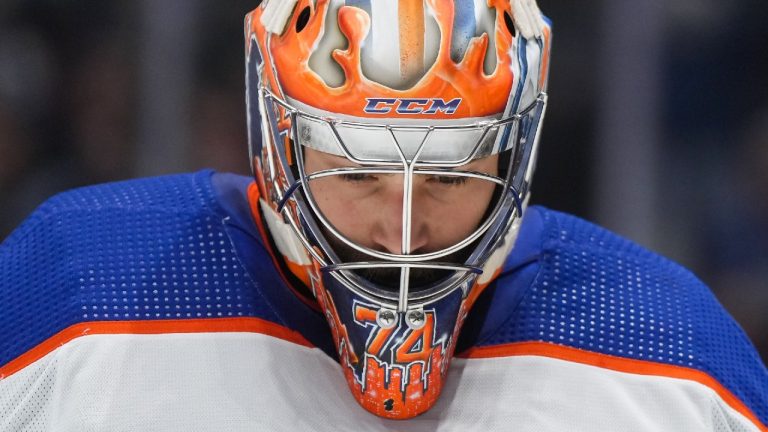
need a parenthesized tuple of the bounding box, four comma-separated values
(304, 147, 498, 171)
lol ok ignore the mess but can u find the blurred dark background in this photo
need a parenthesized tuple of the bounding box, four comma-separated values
(1, 1, 766, 360)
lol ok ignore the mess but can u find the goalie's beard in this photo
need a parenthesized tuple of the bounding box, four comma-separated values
(324, 233, 473, 292)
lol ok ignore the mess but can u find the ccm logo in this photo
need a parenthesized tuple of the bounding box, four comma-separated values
(364, 98, 462, 115)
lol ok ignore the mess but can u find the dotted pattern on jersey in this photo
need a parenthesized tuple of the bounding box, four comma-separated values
(0, 351, 58, 431)
(481, 208, 768, 426)
(0, 171, 280, 370)
(710, 396, 760, 432)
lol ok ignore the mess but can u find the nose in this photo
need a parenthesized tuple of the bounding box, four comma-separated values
(369, 180, 429, 255)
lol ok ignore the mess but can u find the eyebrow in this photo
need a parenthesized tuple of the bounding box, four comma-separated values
(320, 153, 489, 171)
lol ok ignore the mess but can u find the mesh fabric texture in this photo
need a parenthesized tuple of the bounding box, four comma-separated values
(478, 208, 768, 426)
(0, 171, 281, 370)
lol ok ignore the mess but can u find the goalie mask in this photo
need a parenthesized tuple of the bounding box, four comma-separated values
(245, 0, 551, 419)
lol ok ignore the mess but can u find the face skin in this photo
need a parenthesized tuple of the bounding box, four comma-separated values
(303, 147, 498, 288)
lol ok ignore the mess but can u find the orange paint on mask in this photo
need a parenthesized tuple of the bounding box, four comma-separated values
(247, 0, 515, 119)
(399, 0, 426, 80)
(350, 346, 446, 418)
(310, 273, 496, 419)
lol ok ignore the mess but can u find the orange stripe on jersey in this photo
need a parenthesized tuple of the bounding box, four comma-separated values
(0, 317, 314, 381)
(458, 341, 768, 432)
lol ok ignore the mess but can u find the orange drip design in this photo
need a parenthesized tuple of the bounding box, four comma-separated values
(306, 260, 497, 419)
(399, 0, 426, 79)
(247, 0, 515, 119)
(353, 346, 446, 418)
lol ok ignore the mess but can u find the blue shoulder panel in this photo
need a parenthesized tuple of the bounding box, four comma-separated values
(0, 171, 285, 369)
(478, 207, 768, 425)
(211, 173, 335, 355)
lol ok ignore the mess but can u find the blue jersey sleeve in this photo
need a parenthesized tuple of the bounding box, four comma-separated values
(0, 171, 283, 371)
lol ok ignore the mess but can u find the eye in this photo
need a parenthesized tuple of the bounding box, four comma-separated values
(340, 173, 377, 183)
(428, 175, 468, 186)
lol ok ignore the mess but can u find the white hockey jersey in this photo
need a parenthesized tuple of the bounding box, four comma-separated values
(1, 171, 766, 431)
